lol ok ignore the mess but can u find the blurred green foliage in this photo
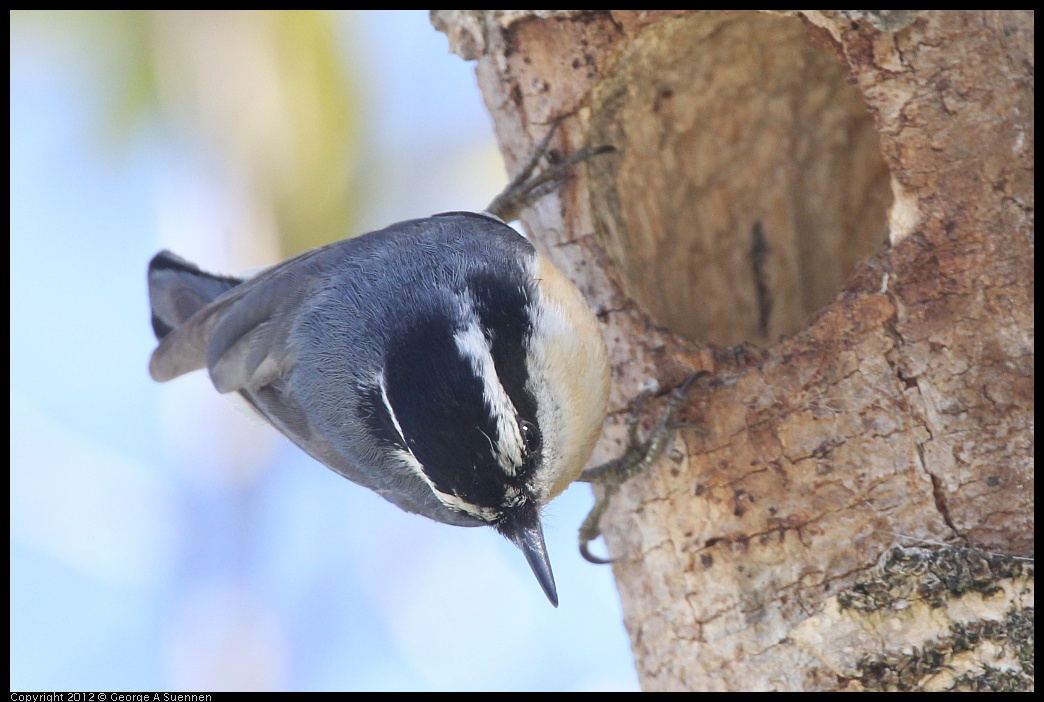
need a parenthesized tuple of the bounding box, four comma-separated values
(13, 10, 360, 256)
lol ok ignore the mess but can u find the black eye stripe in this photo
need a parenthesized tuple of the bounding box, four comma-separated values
(380, 306, 530, 511)
(383, 314, 492, 481)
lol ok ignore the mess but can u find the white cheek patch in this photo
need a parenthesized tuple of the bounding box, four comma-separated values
(453, 316, 524, 475)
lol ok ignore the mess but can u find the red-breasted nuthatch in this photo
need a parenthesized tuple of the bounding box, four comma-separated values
(148, 207, 610, 606)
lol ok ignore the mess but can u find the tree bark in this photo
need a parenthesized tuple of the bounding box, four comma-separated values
(433, 10, 1033, 691)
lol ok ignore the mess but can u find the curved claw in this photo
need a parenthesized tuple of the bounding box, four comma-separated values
(484, 116, 616, 222)
(579, 537, 617, 565)
(676, 370, 710, 396)
(576, 371, 710, 567)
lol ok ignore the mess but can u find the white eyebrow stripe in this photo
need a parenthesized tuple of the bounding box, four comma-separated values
(393, 445, 500, 521)
(378, 372, 408, 447)
(453, 314, 524, 475)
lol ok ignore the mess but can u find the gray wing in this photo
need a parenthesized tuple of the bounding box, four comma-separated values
(147, 243, 388, 494)
(148, 245, 327, 393)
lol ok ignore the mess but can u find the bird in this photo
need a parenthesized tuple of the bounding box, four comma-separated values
(147, 129, 612, 606)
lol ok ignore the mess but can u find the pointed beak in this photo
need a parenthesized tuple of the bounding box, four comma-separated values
(504, 512, 559, 607)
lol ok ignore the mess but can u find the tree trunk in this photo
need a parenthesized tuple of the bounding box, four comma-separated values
(433, 10, 1033, 691)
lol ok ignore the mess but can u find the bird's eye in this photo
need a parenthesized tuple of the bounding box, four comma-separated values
(519, 420, 541, 455)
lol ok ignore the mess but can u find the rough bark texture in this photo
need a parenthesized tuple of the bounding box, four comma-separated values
(433, 10, 1033, 691)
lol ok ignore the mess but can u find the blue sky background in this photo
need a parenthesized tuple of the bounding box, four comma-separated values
(10, 10, 639, 692)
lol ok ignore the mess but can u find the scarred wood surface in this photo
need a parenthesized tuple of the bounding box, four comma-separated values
(433, 10, 1033, 691)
